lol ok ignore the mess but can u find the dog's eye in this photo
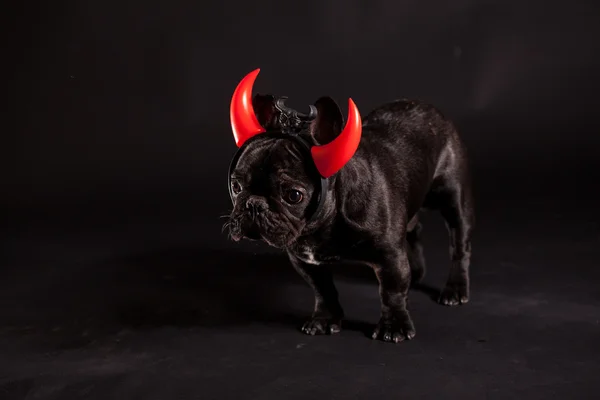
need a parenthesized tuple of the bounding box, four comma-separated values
(285, 189, 303, 204)
(231, 181, 242, 195)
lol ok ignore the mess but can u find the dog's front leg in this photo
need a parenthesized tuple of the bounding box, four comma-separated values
(369, 247, 416, 343)
(288, 253, 344, 336)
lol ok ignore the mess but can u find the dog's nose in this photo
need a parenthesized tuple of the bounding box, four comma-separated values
(245, 196, 268, 211)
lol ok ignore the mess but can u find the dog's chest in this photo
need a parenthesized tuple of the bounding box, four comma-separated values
(296, 245, 322, 265)
(292, 240, 343, 265)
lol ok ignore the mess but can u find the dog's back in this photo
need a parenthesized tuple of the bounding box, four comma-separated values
(340, 99, 468, 221)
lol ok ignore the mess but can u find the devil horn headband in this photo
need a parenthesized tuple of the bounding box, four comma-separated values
(229, 69, 362, 178)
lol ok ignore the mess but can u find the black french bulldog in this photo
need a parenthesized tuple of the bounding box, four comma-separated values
(226, 69, 475, 343)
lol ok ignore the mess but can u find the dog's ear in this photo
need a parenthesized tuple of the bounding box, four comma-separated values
(309, 96, 344, 145)
(252, 94, 281, 130)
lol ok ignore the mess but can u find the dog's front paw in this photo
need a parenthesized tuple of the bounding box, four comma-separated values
(301, 317, 342, 336)
(371, 315, 416, 343)
(439, 281, 469, 306)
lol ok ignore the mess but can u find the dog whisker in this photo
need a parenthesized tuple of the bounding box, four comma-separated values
(221, 221, 231, 233)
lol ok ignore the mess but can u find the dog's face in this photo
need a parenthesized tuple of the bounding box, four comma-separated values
(228, 135, 318, 248)
(227, 94, 346, 249)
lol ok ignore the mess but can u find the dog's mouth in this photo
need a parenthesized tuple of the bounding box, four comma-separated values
(228, 214, 265, 241)
(228, 213, 299, 248)
(231, 226, 261, 242)
(228, 217, 250, 242)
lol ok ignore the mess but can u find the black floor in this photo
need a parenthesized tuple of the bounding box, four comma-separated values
(1, 187, 600, 399)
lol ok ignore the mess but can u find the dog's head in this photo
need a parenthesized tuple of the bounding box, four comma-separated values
(225, 69, 362, 249)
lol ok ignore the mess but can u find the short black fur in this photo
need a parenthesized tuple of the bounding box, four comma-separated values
(227, 94, 475, 343)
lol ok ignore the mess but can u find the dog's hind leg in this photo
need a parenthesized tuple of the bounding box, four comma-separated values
(436, 137, 475, 306)
(406, 215, 426, 285)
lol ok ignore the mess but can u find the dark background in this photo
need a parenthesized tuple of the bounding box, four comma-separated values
(2, 0, 600, 398)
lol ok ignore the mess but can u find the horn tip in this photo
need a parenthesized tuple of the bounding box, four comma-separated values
(347, 98, 362, 125)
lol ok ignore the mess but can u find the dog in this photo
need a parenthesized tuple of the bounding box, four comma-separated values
(226, 69, 475, 343)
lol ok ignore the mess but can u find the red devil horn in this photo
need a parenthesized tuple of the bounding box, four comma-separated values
(310, 99, 362, 178)
(230, 69, 266, 147)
